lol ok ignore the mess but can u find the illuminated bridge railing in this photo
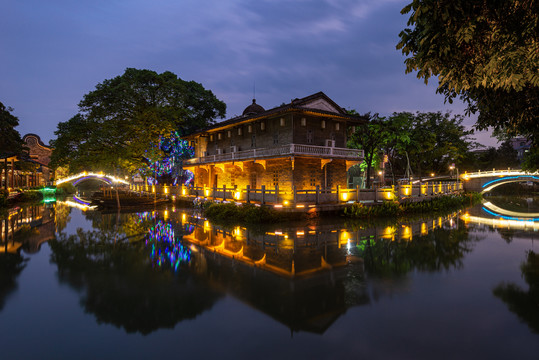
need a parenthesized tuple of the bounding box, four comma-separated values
(56, 172, 130, 186)
(461, 169, 539, 179)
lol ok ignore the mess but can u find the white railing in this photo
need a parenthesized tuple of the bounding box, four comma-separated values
(461, 169, 539, 179)
(186, 144, 364, 165)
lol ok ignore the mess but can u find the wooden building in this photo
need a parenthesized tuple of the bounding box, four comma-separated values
(183, 92, 366, 192)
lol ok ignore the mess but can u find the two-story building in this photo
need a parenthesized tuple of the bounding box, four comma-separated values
(183, 92, 366, 192)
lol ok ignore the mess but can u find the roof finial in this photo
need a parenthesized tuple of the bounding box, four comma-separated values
(253, 81, 256, 102)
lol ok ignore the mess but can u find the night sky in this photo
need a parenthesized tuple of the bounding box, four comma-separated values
(1, 0, 496, 146)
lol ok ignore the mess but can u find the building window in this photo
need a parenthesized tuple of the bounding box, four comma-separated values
(272, 170, 280, 187)
(248, 125, 252, 133)
(273, 132, 279, 144)
(250, 173, 257, 189)
(227, 130, 231, 138)
(218, 133, 222, 140)
(307, 130, 313, 144)
(238, 127, 242, 136)
(230, 173, 236, 187)
(251, 135, 256, 148)
(310, 173, 316, 187)
(280, 118, 285, 127)
(321, 120, 326, 129)
(335, 123, 340, 131)
(301, 117, 306, 126)
(261, 122, 265, 131)
(210, 134, 214, 142)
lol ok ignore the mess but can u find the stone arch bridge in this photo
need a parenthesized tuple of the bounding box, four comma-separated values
(461, 170, 539, 193)
(55, 172, 130, 186)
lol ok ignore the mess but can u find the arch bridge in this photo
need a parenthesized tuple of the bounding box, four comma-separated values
(55, 172, 130, 186)
(460, 170, 539, 193)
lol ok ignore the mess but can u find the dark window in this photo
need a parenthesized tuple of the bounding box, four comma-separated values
(251, 135, 256, 148)
(307, 130, 313, 144)
(273, 132, 279, 144)
(272, 170, 280, 187)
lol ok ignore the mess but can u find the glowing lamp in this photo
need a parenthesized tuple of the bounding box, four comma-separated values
(283, 200, 289, 206)
(234, 191, 241, 200)
(341, 192, 349, 201)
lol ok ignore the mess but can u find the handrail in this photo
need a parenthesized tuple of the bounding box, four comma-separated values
(185, 144, 363, 165)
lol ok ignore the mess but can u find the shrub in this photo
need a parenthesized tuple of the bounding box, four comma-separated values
(203, 202, 288, 225)
(344, 193, 482, 218)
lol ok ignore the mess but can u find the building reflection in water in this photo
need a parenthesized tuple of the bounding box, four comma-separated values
(1, 200, 481, 335)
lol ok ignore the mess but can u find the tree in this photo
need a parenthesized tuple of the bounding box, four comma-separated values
(50, 68, 226, 174)
(348, 112, 387, 188)
(397, 1, 539, 142)
(0, 101, 25, 189)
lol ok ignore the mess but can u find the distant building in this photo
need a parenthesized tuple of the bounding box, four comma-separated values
(183, 92, 366, 191)
(22, 134, 53, 185)
(510, 137, 532, 161)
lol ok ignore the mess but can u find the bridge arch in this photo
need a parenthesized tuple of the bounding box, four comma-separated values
(56, 172, 130, 186)
(481, 176, 539, 192)
(461, 170, 539, 193)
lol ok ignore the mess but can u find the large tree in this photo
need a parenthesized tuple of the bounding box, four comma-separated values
(397, 0, 539, 142)
(1, 101, 25, 190)
(51, 68, 226, 174)
(0, 101, 24, 157)
(347, 112, 387, 188)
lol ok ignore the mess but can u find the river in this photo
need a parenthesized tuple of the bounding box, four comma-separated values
(1, 196, 538, 359)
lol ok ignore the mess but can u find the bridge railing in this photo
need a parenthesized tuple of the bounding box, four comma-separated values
(461, 169, 539, 179)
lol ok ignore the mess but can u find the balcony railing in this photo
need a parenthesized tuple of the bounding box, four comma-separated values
(185, 144, 364, 165)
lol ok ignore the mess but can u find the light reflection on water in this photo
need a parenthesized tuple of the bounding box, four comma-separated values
(0, 198, 538, 359)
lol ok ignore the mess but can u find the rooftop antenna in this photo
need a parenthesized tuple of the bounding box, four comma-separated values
(253, 81, 256, 101)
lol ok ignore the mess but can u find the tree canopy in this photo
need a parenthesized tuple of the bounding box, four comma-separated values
(0, 101, 24, 158)
(348, 111, 477, 187)
(397, 0, 539, 142)
(50, 68, 226, 174)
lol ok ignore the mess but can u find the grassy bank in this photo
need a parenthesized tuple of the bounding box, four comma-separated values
(202, 202, 298, 225)
(344, 193, 483, 219)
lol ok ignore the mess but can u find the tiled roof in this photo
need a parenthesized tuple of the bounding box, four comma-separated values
(187, 91, 367, 136)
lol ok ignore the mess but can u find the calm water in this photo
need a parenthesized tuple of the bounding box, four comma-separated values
(1, 197, 538, 359)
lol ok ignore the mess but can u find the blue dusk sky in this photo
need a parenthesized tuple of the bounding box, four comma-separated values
(1, 0, 497, 146)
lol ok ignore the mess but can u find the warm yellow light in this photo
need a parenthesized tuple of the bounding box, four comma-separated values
(274, 204, 282, 208)
(181, 213, 186, 222)
(182, 188, 187, 195)
(204, 220, 210, 230)
(164, 187, 168, 194)
(421, 222, 428, 235)
(164, 210, 169, 220)
(296, 204, 305, 208)
(283, 200, 289, 206)
(431, 173, 435, 177)
(234, 226, 241, 237)
(296, 231, 305, 236)
(386, 191, 393, 199)
(341, 192, 349, 201)
(205, 189, 210, 197)
(152, 186, 156, 193)
(234, 191, 241, 200)
(378, 171, 382, 175)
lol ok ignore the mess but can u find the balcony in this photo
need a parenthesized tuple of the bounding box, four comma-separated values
(185, 144, 364, 166)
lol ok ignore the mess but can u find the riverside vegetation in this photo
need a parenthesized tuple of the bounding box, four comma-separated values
(201, 193, 483, 225)
(344, 193, 482, 218)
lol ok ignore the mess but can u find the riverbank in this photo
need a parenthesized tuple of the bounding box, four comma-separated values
(200, 193, 483, 226)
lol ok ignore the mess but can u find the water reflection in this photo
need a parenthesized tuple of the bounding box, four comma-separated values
(2, 198, 538, 340)
(494, 251, 539, 333)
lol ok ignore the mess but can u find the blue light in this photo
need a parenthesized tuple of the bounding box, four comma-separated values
(482, 175, 539, 188)
(482, 207, 539, 221)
